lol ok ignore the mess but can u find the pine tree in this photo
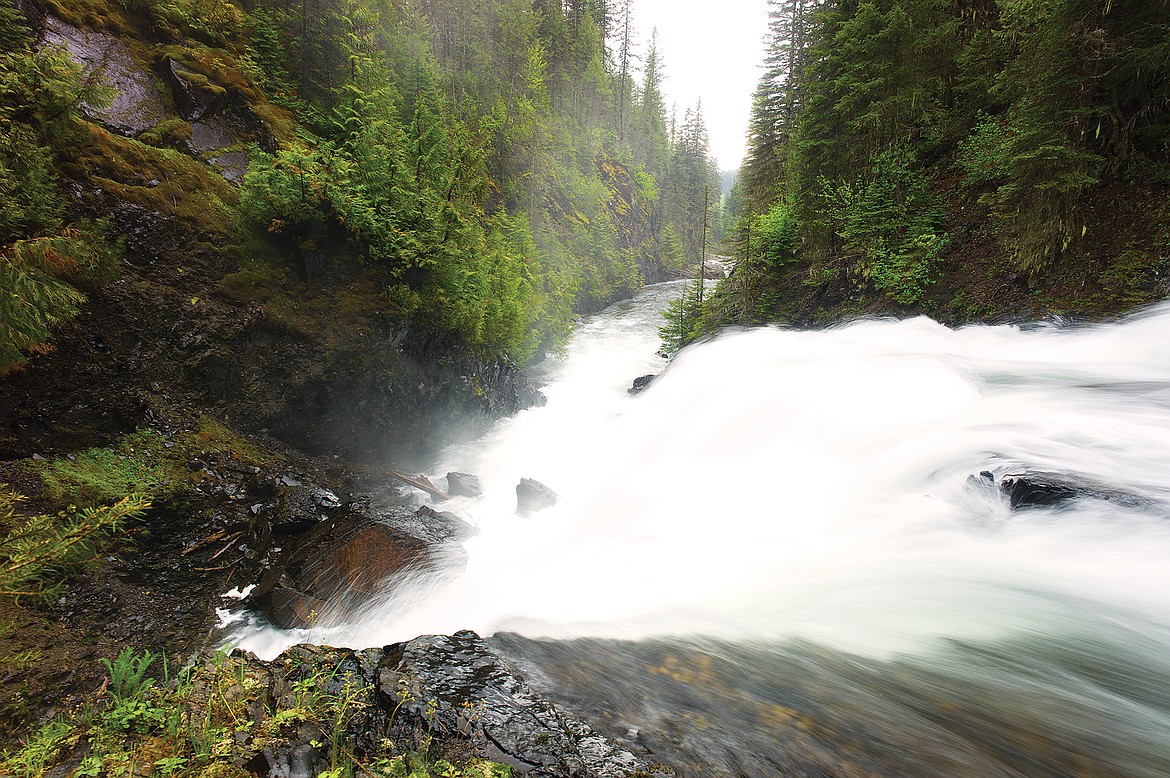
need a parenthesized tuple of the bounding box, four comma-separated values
(612, 0, 636, 146)
(741, 0, 815, 212)
(1, 487, 150, 603)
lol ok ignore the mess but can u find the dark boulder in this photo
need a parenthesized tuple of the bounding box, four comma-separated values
(517, 478, 557, 514)
(380, 631, 655, 777)
(628, 374, 657, 395)
(446, 471, 482, 497)
(250, 507, 435, 628)
(980, 469, 1158, 512)
(999, 473, 1079, 510)
(162, 58, 228, 122)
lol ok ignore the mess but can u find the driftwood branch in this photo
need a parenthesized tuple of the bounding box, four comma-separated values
(389, 470, 450, 502)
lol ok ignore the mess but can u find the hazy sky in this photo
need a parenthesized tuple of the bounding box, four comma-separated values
(631, 0, 770, 172)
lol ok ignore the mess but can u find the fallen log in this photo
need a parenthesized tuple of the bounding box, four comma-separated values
(389, 469, 451, 502)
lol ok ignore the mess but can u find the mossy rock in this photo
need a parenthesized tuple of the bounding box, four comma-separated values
(163, 58, 228, 122)
(138, 116, 193, 149)
(68, 123, 238, 234)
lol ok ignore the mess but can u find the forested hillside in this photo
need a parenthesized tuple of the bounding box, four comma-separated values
(694, 0, 1170, 339)
(1, 0, 718, 371)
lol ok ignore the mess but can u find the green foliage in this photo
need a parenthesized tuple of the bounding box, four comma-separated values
(0, 487, 150, 602)
(118, 0, 246, 45)
(753, 203, 800, 270)
(233, 0, 703, 354)
(958, 108, 1100, 272)
(1, 718, 72, 776)
(0, 38, 95, 245)
(819, 147, 947, 305)
(0, 0, 29, 51)
(658, 279, 713, 357)
(238, 7, 298, 104)
(725, 0, 1170, 321)
(0, 125, 63, 244)
(100, 648, 167, 734)
(32, 429, 176, 504)
(0, 10, 124, 372)
(0, 234, 87, 373)
(1, 648, 512, 778)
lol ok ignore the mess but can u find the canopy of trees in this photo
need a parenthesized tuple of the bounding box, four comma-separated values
(702, 0, 1170, 337)
(1, 0, 720, 366)
(233, 0, 721, 360)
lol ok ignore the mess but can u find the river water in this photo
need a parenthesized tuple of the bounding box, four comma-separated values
(234, 282, 1170, 776)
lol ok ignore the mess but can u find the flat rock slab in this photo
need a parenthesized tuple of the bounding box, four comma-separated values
(42, 17, 167, 136)
(380, 631, 657, 777)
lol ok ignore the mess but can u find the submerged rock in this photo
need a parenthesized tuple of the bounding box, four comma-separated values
(250, 507, 435, 628)
(517, 478, 557, 514)
(999, 473, 1079, 510)
(977, 469, 1158, 512)
(628, 374, 657, 395)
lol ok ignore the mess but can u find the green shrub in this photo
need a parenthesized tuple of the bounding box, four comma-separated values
(819, 147, 947, 305)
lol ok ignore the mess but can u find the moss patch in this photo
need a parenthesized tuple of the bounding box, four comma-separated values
(69, 123, 239, 234)
(40, 0, 139, 35)
(24, 416, 271, 509)
(32, 429, 175, 505)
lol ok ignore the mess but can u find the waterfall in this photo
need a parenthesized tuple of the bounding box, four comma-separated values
(231, 282, 1170, 775)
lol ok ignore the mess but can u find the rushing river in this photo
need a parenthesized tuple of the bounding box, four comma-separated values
(234, 282, 1170, 776)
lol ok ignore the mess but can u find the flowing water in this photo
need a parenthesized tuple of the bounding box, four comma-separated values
(233, 282, 1170, 776)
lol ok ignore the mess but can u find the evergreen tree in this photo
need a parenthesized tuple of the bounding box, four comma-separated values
(613, 0, 636, 147)
(741, 0, 815, 212)
(1, 487, 150, 602)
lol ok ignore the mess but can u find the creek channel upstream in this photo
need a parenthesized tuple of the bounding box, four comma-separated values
(234, 281, 1170, 776)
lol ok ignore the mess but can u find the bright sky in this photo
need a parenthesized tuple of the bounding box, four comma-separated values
(632, 0, 770, 172)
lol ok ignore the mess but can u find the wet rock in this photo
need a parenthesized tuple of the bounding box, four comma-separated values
(380, 631, 654, 777)
(162, 58, 228, 122)
(517, 478, 557, 514)
(250, 511, 434, 628)
(226, 322, 545, 463)
(310, 487, 341, 512)
(107, 203, 185, 266)
(628, 374, 657, 395)
(185, 118, 250, 182)
(1000, 473, 1078, 510)
(41, 17, 167, 136)
(446, 471, 482, 497)
(989, 469, 1157, 512)
(207, 148, 249, 183)
(185, 640, 653, 778)
(398, 505, 478, 544)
